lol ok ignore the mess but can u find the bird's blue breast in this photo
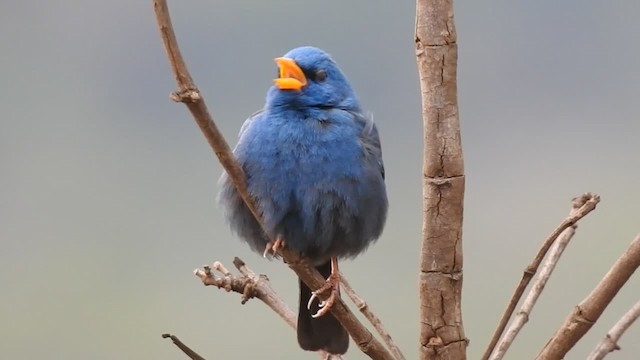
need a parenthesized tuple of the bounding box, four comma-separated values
(219, 107, 387, 262)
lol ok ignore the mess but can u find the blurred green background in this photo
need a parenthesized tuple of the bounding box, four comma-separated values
(1, 1, 639, 359)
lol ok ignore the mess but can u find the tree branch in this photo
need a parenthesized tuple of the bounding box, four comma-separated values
(162, 333, 206, 360)
(230, 257, 296, 327)
(194, 259, 290, 318)
(537, 234, 640, 359)
(340, 276, 406, 360)
(279, 250, 395, 359)
(489, 195, 592, 360)
(482, 193, 600, 360)
(193, 258, 343, 360)
(152, 1, 395, 359)
(587, 298, 640, 360)
(415, 0, 467, 359)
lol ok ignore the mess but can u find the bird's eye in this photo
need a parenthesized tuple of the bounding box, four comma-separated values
(314, 69, 327, 82)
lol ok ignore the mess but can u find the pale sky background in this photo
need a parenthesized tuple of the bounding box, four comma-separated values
(1, 1, 639, 359)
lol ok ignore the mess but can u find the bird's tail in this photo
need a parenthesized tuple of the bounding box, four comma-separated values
(297, 261, 349, 354)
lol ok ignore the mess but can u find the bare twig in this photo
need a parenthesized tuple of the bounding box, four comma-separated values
(587, 299, 640, 360)
(537, 234, 640, 359)
(194, 258, 343, 360)
(152, 0, 258, 222)
(152, 2, 394, 358)
(194, 259, 271, 306)
(415, 0, 467, 359)
(490, 196, 588, 360)
(230, 257, 296, 327)
(340, 276, 406, 360)
(279, 250, 394, 359)
(482, 193, 600, 360)
(162, 333, 206, 360)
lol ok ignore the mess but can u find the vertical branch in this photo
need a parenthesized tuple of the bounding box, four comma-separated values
(415, 1, 467, 359)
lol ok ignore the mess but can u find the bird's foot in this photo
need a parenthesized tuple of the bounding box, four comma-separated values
(263, 235, 285, 259)
(308, 269, 341, 318)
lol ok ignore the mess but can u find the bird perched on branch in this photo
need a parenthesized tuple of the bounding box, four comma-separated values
(218, 46, 388, 355)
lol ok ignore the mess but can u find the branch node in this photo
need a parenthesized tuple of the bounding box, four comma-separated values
(241, 281, 256, 304)
(427, 336, 443, 346)
(203, 265, 212, 277)
(538, 234, 640, 359)
(170, 89, 201, 103)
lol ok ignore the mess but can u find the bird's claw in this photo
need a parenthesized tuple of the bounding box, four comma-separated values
(263, 236, 285, 259)
(308, 272, 340, 318)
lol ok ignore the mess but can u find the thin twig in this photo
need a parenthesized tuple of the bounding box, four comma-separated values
(194, 258, 343, 360)
(537, 234, 640, 359)
(587, 299, 640, 360)
(151, 4, 395, 358)
(162, 333, 206, 360)
(340, 276, 406, 360)
(490, 198, 584, 360)
(152, 0, 258, 222)
(233, 258, 344, 360)
(279, 250, 394, 359)
(230, 257, 296, 327)
(481, 193, 600, 360)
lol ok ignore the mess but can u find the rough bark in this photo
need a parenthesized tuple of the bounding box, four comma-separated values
(415, 1, 467, 359)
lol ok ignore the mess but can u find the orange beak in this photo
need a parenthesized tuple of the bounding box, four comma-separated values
(273, 57, 307, 91)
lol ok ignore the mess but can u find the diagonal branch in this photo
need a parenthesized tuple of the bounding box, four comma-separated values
(340, 276, 406, 360)
(489, 195, 591, 360)
(587, 298, 640, 360)
(481, 193, 600, 360)
(279, 250, 395, 359)
(151, 1, 395, 359)
(162, 333, 206, 360)
(537, 234, 640, 359)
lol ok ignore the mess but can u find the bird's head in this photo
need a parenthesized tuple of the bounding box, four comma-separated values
(266, 46, 360, 111)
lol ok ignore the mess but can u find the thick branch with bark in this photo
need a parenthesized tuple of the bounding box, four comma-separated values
(415, 0, 466, 359)
(152, 1, 395, 359)
(537, 234, 640, 359)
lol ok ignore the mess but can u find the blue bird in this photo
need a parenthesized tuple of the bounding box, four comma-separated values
(218, 46, 388, 355)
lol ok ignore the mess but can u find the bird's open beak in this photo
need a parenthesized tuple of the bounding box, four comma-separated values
(273, 57, 307, 91)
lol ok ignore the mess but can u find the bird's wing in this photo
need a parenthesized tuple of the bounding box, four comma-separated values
(355, 112, 385, 180)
